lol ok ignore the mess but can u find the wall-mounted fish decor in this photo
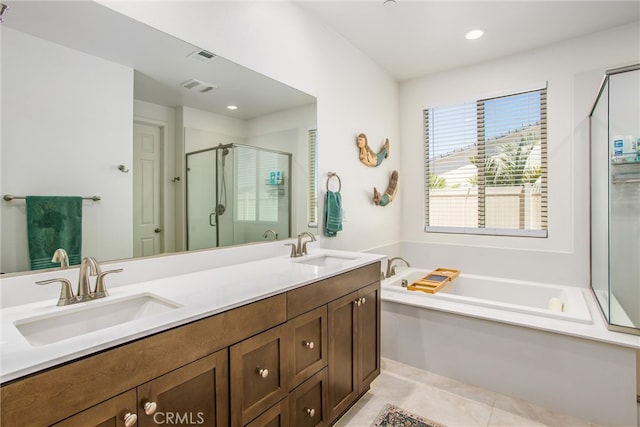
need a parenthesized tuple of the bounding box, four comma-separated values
(357, 133, 389, 167)
(374, 170, 399, 206)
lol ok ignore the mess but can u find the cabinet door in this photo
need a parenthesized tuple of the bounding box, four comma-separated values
(289, 368, 328, 427)
(137, 350, 229, 427)
(52, 390, 138, 427)
(357, 282, 381, 392)
(290, 305, 327, 390)
(327, 291, 358, 422)
(231, 324, 290, 426)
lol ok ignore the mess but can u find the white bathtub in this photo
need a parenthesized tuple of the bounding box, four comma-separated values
(379, 267, 640, 426)
(382, 268, 592, 324)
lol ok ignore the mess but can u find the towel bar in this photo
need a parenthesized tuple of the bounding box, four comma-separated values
(3, 194, 101, 202)
(326, 172, 342, 192)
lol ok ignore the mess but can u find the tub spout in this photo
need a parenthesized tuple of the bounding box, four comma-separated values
(385, 257, 410, 279)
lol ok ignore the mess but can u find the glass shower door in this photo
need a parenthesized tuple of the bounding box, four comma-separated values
(589, 64, 640, 335)
(186, 149, 217, 250)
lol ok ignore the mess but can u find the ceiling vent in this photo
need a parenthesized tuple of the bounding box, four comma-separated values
(180, 79, 217, 94)
(188, 49, 217, 64)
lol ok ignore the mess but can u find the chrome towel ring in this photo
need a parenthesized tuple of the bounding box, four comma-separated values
(326, 172, 342, 192)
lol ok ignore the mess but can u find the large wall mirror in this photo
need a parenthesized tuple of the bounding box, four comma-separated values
(1, 1, 318, 275)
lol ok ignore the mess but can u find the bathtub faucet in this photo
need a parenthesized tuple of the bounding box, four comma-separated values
(385, 257, 410, 279)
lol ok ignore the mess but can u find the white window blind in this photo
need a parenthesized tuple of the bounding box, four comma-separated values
(236, 148, 257, 221)
(424, 88, 547, 237)
(308, 129, 318, 225)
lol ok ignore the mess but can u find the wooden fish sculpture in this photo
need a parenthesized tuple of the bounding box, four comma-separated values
(357, 133, 389, 167)
(374, 170, 399, 206)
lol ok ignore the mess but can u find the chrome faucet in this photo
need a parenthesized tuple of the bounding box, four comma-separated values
(36, 256, 123, 305)
(77, 256, 99, 302)
(297, 232, 316, 256)
(385, 257, 410, 279)
(263, 229, 279, 240)
(51, 248, 69, 268)
(285, 232, 317, 257)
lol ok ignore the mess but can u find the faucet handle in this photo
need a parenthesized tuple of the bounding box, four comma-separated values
(93, 268, 123, 298)
(36, 278, 76, 306)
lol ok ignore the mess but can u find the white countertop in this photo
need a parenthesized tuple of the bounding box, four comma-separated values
(0, 249, 385, 383)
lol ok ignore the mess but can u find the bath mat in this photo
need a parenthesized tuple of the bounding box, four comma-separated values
(371, 404, 445, 427)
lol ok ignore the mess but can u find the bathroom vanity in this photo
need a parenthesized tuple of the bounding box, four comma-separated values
(0, 251, 382, 426)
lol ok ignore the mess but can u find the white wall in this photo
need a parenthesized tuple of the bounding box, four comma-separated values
(397, 22, 640, 286)
(99, 0, 401, 253)
(1, 27, 134, 273)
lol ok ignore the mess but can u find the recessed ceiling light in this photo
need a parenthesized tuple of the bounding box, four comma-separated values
(465, 29, 485, 40)
(383, 0, 398, 7)
(227, 105, 238, 110)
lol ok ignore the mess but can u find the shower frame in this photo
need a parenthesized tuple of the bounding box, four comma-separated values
(185, 143, 292, 250)
(588, 64, 640, 336)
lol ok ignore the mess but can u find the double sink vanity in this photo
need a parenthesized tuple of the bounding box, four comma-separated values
(0, 247, 384, 426)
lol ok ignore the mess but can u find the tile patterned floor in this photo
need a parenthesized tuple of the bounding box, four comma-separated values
(335, 358, 605, 427)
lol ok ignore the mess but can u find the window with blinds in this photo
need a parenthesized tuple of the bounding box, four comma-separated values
(423, 88, 547, 237)
(308, 129, 318, 226)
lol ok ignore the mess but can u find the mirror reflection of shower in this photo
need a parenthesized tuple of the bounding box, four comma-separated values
(217, 144, 229, 216)
(186, 144, 292, 251)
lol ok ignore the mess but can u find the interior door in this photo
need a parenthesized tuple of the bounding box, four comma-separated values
(133, 121, 163, 257)
(186, 149, 217, 250)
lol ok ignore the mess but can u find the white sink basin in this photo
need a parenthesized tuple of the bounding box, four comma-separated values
(14, 294, 181, 347)
(293, 254, 358, 267)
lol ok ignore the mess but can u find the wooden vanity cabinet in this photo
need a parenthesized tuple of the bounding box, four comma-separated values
(1, 261, 381, 427)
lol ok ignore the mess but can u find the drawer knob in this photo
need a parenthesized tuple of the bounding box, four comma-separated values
(305, 407, 316, 417)
(304, 341, 315, 349)
(123, 411, 138, 427)
(354, 298, 361, 307)
(143, 400, 158, 415)
(256, 367, 269, 378)
(361, 297, 366, 305)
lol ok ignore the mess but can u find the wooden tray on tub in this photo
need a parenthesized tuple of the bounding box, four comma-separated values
(407, 268, 460, 294)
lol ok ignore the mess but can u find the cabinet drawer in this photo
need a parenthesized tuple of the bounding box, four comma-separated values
(287, 262, 380, 319)
(231, 324, 291, 426)
(137, 349, 229, 427)
(289, 306, 327, 390)
(289, 369, 328, 427)
(245, 398, 289, 427)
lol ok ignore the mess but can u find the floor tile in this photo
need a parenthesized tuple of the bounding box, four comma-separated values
(337, 358, 604, 427)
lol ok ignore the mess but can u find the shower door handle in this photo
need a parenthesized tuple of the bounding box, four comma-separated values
(209, 213, 216, 227)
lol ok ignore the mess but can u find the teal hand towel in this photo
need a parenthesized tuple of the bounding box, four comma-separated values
(26, 196, 82, 270)
(324, 191, 343, 237)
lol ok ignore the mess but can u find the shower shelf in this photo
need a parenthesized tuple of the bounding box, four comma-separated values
(264, 179, 285, 186)
(611, 162, 640, 184)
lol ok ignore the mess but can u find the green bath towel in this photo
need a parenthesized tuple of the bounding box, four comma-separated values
(26, 196, 82, 270)
(324, 190, 343, 237)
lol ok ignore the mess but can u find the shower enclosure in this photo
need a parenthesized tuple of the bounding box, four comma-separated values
(589, 64, 640, 335)
(186, 144, 292, 250)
